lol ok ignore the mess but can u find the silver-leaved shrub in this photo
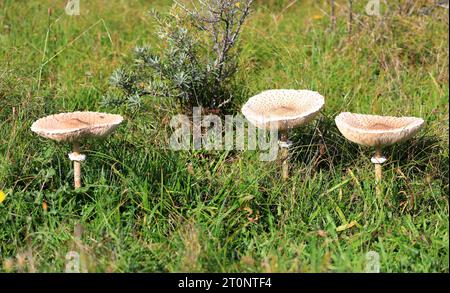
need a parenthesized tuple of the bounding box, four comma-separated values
(103, 0, 253, 113)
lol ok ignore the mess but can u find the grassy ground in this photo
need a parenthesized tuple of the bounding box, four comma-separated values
(0, 0, 448, 272)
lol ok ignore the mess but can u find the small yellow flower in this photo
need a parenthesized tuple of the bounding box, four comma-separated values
(0, 190, 6, 204)
(235, 2, 241, 8)
(313, 14, 323, 20)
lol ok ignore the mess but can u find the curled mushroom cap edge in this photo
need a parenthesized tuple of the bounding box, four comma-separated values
(335, 112, 424, 147)
(31, 111, 124, 142)
(241, 89, 325, 130)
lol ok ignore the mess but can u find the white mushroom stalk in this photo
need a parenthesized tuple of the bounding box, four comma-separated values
(278, 128, 292, 180)
(242, 89, 325, 180)
(335, 112, 424, 196)
(31, 111, 123, 189)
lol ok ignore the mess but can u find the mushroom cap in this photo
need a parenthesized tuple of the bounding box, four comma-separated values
(241, 89, 325, 130)
(335, 112, 424, 147)
(31, 111, 124, 142)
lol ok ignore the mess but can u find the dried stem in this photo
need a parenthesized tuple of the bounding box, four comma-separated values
(176, 0, 253, 81)
(171, 0, 253, 108)
(330, 0, 336, 31)
(348, 0, 353, 35)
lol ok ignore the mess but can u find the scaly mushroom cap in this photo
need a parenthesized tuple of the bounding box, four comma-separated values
(241, 89, 325, 130)
(31, 111, 123, 142)
(335, 112, 424, 147)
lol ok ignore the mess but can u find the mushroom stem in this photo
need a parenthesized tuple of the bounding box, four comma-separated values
(373, 146, 383, 197)
(279, 129, 290, 181)
(72, 142, 82, 189)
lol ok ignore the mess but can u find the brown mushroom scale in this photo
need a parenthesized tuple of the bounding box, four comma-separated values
(360, 123, 392, 131)
(269, 106, 299, 118)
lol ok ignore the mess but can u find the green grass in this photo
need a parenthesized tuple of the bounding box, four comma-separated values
(0, 0, 448, 272)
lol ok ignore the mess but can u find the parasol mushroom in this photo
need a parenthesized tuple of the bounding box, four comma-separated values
(242, 89, 325, 180)
(335, 112, 424, 196)
(31, 111, 123, 189)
